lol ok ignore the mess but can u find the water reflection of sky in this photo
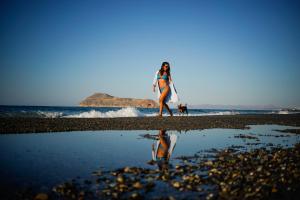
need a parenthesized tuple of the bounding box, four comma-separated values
(0, 125, 299, 192)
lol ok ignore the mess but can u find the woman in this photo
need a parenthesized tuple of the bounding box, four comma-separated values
(152, 62, 174, 117)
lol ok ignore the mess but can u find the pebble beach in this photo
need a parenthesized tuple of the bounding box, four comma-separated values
(1, 114, 300, 134)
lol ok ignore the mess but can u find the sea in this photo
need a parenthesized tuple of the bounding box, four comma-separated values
(0, 105, 296, 118)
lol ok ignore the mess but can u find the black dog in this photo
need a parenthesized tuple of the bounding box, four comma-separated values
(178, 104, 188, 115)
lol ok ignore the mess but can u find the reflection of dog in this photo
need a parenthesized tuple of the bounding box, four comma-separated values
(178, 104, 188, 115)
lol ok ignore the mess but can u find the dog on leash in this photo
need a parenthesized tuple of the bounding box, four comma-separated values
(178, 104, 188, 115)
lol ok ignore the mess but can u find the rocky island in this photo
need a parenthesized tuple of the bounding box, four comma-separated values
(79, 93, 158, 108)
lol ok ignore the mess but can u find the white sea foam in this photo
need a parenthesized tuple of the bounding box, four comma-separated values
(63, 108, 241, 118)
(276, 110, 300, 114)
(37, 109, 297, 118)
(145, 111, 240, 117)
(30, 108, 290, 119)
(1, 106, 296, 119)
(64, 107, 145, 118)
(278, 110, 289, 114)
(37, 111, 64, 118)
(195, 111, 240, 116)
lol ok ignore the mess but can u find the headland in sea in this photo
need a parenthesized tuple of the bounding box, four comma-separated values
(79, 92, 158, 108)
(1, 114, 300, 134)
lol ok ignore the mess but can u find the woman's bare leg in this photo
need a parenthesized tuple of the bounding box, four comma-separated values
(163, 103, 173, 116)
(158, 87, 170, 116)
(158, 101, 163, 116)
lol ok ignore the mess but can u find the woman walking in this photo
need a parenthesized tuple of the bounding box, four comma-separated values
(152, 62, 177, 117)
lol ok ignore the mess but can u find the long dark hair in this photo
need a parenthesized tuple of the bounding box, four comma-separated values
(159, 62, 171, 76)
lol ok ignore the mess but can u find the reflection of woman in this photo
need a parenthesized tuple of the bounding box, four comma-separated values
(152, 62, 173, 117)
(156, 130, 170, 160)
(151, 130, 177, 170)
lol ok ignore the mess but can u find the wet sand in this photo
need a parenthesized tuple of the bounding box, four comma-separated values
(1, 114, 300, 133)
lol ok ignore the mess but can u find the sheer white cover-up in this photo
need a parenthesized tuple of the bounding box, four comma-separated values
(152, 70, 179, 104)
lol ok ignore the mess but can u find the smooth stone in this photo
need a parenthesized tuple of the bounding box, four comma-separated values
(34, 193, 48, 200)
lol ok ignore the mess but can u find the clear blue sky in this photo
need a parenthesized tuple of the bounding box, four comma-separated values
(1, 0, 299, 108)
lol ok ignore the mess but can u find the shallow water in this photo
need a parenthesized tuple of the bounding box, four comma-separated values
(0, 125, 299, 196)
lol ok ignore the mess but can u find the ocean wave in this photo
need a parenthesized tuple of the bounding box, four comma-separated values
(37, 111, 64, 118)
(0, 108, 241, 118)
(2, 106, 298, 119)
(195, 111, 240, 116)
(64, 107, 145, 118)
(0, 110, 64, 118)
(145, 111, 240, 117)
(277, 110, 300, 114)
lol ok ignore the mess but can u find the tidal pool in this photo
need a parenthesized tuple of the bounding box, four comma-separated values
(0, 125, 299, 199)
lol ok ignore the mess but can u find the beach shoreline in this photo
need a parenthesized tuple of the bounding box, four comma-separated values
(1, 114, 300, 134)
